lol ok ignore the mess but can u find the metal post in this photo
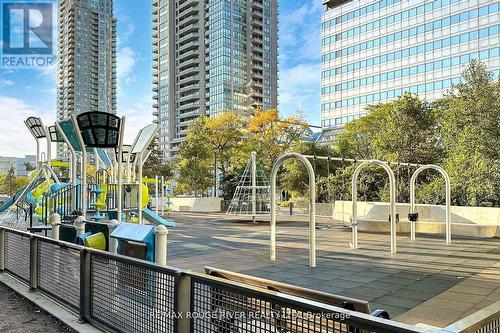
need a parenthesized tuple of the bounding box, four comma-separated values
(108, 219, 119, 253)
(126, 154, 131, 183)
(117, 117, 125, 223)
(352, 160, 397, 254)
(155, 175, 159, 215)
(51, 213, 61, 240)
(138, 153, 143, 224)
(75, 216, 86, 237)
(44, 126, 52, 166)
(161, 176, 165, 216)
(251, 151, 256, 223)
(271, 153, 316, 267)
(213, 155, 217, 197)
(55, 122, 78, 186)
(0, 229, 4, 271)
(176, 274, 192, 333)
(29, 235, 38, 291)
(79, 249, 91, 323)
(410, 165, 451, 244)
(94, 148, 100, 170)
(154, 225, 168, 266)
(36, 140, 40, 173)
(71, 114, 87, 219)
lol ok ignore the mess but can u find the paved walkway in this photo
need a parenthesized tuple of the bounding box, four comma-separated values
(165, 212, 500, 328)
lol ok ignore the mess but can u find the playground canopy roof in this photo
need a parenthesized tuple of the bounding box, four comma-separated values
(76, 112, 121, 148)
(58, 119, 83, 152)
(132, 124, 157, 155)
(48, 125, 65, 143)
(117, 144, 135, 163)
(25, 117, 46, 139)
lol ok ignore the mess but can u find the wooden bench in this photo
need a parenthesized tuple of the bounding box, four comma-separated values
(205, 266, 389, 333)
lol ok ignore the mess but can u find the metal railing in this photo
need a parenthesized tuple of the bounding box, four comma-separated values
(87, 184, 119, 211)
(442, 301, 500, 333)
(0, 226, 497, 333)
(42, 184, 121, 223)
(42, 184, 80, 223)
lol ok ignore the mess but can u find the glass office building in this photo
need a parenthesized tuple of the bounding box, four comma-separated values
(320, 0, 500, 142)
(152, 0, 279, 158)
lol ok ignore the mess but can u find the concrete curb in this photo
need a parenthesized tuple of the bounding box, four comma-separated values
(0, 273, 103, 333)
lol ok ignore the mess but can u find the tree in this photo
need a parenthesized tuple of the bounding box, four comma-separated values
(175, 117, 214, 196)
(332, 93, 443, 202)
(243, 109, 309, 170)
(280, 142, 333, 199)
(175, 109, 309, 198)
(335, 93, 442, 163)
(143, 139, 176, 179)
(5, 166, 16, 196)
(205, 112, 245, 175)
(437, 60, 500, 206)
(23, 161, 35, 172)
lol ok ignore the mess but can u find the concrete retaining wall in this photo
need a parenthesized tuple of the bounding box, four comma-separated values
(170, 197, 223, 212)
(333, 201, 500, 238)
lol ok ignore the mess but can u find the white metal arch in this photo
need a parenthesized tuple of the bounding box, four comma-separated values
(270, 153, 316, 267)
(352, 160, 398, 254)
(409, 165, 451, 244)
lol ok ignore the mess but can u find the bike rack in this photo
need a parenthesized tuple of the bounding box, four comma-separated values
(351, 160, 398, 254)
(270, 153, 316, 267)
(409, 165, 451, 244)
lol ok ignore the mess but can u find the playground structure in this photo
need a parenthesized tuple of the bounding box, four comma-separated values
(0, 112, 175, 264)
(270, 152, 453, 267)
(226, 151, 272, 222)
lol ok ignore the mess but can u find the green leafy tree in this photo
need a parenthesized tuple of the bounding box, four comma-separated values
(279, 142, 333, 200)
(175, 117, 214, 196)
(143, 139, 176, 179)
(437, 60, 500, 206)
(23, 161, 35, 172)
(332, 93, 443, 202)
(335, 93, 442, 163)
(5, 166, 16, 196)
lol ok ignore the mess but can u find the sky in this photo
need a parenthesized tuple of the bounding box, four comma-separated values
(0, 0, 322, 158)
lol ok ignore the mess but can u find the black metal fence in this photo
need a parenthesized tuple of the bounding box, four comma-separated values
(0, 226, 498, 333)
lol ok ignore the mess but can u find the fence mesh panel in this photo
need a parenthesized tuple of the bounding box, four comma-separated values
(37, 240, 80, 310)
(90, 253, 177, 333)
(191, 277, 380, 333)
(4, 231, 30, 283)
(474, 317, 500, 333)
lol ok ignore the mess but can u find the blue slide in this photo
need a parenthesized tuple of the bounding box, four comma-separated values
(0, 186, 28, 213)
(142, 207, 176, 227)
(0, 196, 15, 213)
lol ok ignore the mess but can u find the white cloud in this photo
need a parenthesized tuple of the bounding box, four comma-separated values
(36, 62, 57, 81)
(0, 96, 55, 157)
(279, 63, 321, 124)
(278, 0, 323, 125)
(117, 47, 137, 89)
(280, 1, 322, 62)
(0, 79, 14, 86)
(119, 95, 154, 145)
(118, 23, 135, 46)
